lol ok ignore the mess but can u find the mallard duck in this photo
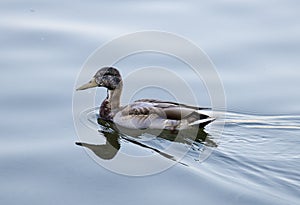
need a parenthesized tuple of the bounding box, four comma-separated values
(76, 67, 214, 131)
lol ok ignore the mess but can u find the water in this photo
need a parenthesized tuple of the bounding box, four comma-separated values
(1, 0, 300, 204)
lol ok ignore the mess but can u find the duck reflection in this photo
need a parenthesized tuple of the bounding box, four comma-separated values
(76, 118, 216, 161)
(75, 131, 120, 160)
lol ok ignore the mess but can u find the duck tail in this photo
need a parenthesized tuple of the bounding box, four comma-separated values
(188, 117, 215, 128)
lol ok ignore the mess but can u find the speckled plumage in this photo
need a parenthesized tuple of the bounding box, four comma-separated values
(94, 67, 122, 90)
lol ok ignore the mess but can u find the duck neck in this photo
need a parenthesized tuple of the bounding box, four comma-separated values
(100, 84, 122, 120)
(106, 86, 122, 110)
(105, 81, 123, 108)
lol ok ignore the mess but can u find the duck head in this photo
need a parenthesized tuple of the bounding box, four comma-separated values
(76, 67, 122, 91)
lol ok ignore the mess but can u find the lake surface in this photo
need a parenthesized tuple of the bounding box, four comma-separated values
(1, 0, 300, 204)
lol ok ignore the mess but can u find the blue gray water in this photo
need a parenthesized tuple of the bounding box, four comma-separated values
(1, 0, 300, 204)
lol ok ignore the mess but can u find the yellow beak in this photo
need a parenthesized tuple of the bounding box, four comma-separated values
(76, 78, 98, 91)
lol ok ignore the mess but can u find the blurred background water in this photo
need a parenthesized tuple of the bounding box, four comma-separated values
(1, 0, 300, 204)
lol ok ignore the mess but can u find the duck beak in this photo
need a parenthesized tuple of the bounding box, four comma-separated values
(76, 78, 98, 91)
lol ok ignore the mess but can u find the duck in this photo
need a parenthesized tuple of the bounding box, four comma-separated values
(76, 67, 214, 131)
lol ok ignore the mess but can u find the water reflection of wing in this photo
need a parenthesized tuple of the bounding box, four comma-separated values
(75, 118, 216, 162)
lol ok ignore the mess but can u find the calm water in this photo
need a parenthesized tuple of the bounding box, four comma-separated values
(1, 0, 300, 204)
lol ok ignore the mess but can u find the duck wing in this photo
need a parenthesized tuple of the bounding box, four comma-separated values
(133, 99, 212, 120)
(113, 99, 214, 130)
(134, 99, 210, 110)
